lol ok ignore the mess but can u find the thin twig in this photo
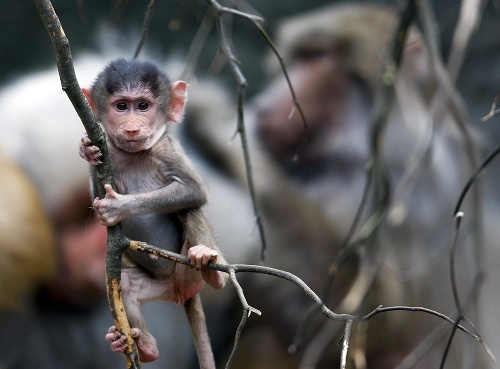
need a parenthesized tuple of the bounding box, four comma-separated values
(454, 143, 500, 216)
(442, 213, 465, 369)
(340, 320, 353, 369)
(481, 94, 500, 121)
(440, 315, 464, 369)
(129, 239, 482, 341)
(180, 8, 215, 81)
(207, 0, 263, 22)
(419, 14, 485, 367)
(206, 0, 311, 259)
(208, 0, 267, 260)
(318, 0, 418, 318)
(133, 0, 159, 59)
(418, 11, 485, 357)
(224, 269, 261, 369)
(251, 21, 309, 161)
(446, 0, 485, 85)
(450, 213, 464, 311)
(338, 0, 418, 261)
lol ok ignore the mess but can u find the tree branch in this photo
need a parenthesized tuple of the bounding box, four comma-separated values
(129, 239, 482, 341)
(34, 1, 140, 367)
(207, 0, 268, 260)
(205, 0, 311, 260)
(133, 0, 158, 59)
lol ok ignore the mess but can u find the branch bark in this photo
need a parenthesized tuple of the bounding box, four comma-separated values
(34, 1, 140, 367)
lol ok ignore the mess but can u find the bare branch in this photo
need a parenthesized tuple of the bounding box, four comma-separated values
(319, 0, 418, 312)
(205, 0, 312, 260)
(446, 0, 485, 85)
(129, 239, 482, 342)
(440, 315, 464, 369)
(181, 9, 215, 81)
(207, 0, 263, 22)
(251, 21, 309, 161)
(133, 0, 159, 59)
(340, 320, 354, 369)
(34, 1, 140, 367)
(481, 94, 500, 121)
(207, 0, 268, 260)
(224, 269, 260, 369)
(454, 144, 500, 216)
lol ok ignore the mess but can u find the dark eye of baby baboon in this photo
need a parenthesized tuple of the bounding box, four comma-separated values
(116, 102, 128, 111)
(138, 101, 149, 111)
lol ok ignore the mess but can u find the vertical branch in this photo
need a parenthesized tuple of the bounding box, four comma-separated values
(34, 1, 140, 367)
(439, 212, 465, 369)
(454, 144, 500, 215)
(181, 9, 215, 81)
(204, 1, 313, 260)
(323, 0, 417, 258)
(224, 269, 254, 369)
(418, 2, 485, 365)
(276, 1, 418, 359)
(208, 0, 268, 260)
(133, 0, 158, 59)
(336, 0, 418, 258)
(340, 320, 354, 369)
(446, 0, 485, 85)
(367, 0, 417, 224)
(251, 21, 309, 161)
